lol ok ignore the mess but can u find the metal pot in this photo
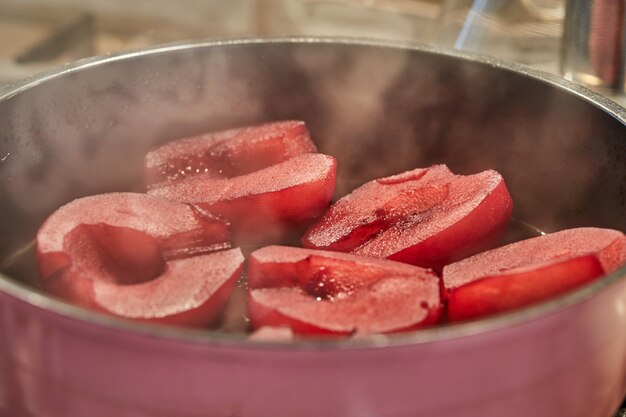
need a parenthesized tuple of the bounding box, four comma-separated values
(0, 38, 625, 417)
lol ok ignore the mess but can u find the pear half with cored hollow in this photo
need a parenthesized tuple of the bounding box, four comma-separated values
(36, 192, 242, 327)
(149, 153, 337, 243)
(145, 120, 317, 186)
(248, 246, 441, 336)
(303, 164, 513, 271)
(443, 227, 626, 322)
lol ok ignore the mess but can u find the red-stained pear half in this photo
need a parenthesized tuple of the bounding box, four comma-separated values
(443, 227, 626, 322)
(145, 120, 316, 186)
(37, 193, 230, 279)
(247, 246, 441, 336)
(36, 193, 240, 327)
(302, 164, 513, 271)
(149, 153, 337, 242)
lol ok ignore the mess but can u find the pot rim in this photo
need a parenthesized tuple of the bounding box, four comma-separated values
(0, 36, 624, 351)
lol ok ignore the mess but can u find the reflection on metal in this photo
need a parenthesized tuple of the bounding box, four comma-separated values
(438, 0, 564, 65)
(560, 0, 626, 93)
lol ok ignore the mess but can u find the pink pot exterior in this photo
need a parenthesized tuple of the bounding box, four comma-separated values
(2, 276, 626, 417)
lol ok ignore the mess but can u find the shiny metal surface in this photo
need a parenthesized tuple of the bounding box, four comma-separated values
(561, 0, 626, 91)
(0, 38, 625, 417)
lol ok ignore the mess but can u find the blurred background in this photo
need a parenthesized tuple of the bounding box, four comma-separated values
(4, 0, 622, 103)
(0, 2, 569, 79)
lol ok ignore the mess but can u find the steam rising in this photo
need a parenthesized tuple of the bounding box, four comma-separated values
(0, 40, 624, 273)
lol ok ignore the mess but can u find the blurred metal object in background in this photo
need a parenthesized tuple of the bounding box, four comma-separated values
(436, 0, 564, 65)
(560, 0, 626, 92)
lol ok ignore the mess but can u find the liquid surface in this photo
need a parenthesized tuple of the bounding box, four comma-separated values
(0, 219, 543, 334)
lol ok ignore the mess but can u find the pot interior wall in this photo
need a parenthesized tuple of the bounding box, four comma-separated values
(0, 40, 624, 289)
